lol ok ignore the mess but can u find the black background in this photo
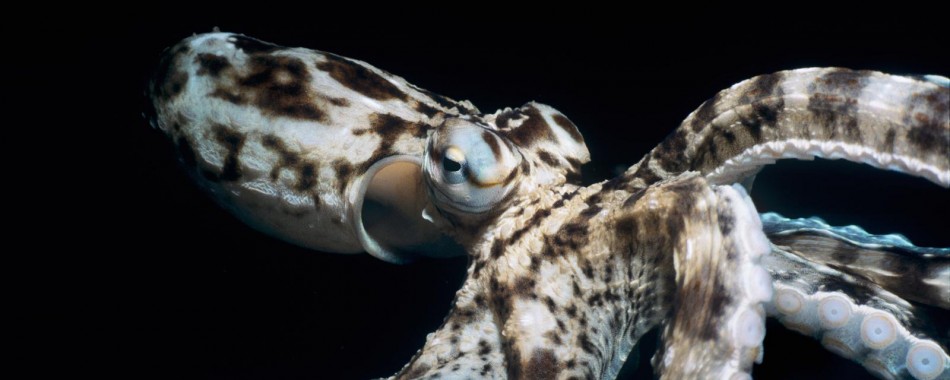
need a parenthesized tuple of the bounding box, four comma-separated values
(13, 8, 948, 380)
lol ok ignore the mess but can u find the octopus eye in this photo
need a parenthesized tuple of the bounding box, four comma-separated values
(440, 147, 468, 185)
(442, 156, 462, 172)
(424, 118, 522, 214)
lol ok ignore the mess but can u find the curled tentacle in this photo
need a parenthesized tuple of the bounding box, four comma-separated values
(762, 213, 950, 309)
(763, 244, 949, 379)
(627, 68, 949, 189)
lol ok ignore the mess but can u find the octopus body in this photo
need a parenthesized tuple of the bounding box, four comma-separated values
(148, 33, 949, 379)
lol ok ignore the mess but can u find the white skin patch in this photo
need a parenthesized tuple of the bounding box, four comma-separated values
(510, 299, 557, 354)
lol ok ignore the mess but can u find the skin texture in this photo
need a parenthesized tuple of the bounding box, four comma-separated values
(148, 33, 949, 379)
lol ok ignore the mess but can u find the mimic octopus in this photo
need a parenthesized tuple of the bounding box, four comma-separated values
(147, 33, 949, 379)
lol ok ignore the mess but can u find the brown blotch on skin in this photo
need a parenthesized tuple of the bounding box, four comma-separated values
(551, 222, 589, 253)
(587, 291, 602, 306)
(621, 189, 647, 209)
(652, 128, 689, 172)
(718, 210, 734, 236)
(552, 113, 585, 143)
(473, 294, 488, 308)
(480, 364, 491, 376)
(740, 72, 785, 104)
(524, 349, 559, 380)
(690, 122, 766, 174)
(413, 100, 441, 118)
(490, 239, 506, 259)
(297, 162, 318, 191)
(581, 261, 595, 280)
(316, 53, 408, 101)
(505, 106, 555, 146)
(332, 159, 355, 194)
(261, 135, 321, 193)
(529, 256, 541, 272)
(239, 55, 327, 121)
(906, 124, 947, 154)
(211, 124, 246, 181)
(513, 276, 536, 297)
(543, 296, 557, 312)
(327, 97, 350, 107)
(351, 114, 430, 175)
(565, 304, 577, 318)
(478, 340, 492, 356)
(577, 332, 597, 355)
(565, 157, 585, 184)
(807, 94, 863, 143)
(812, 69, 871, 98)
(371, 113, 429, 140)
(515, 161, 532, 185)
(195, 53, 231, 77)
(631, 160, 662, 186)
(495, 108, 524, 129)
(882, 129, 897, 152)
(904, 88, 949, 154)
(805, 70, 873, 143)
(688, 91, 723, 132)
(481, 131, 502, 159)
(536, 150, 561, 167)
(580, 205, 602, 219)
(151, 43, 190, 101)
(502, 163, 521, 186)
(509, 209, 550, 244)
(164, 71, 188, 100)
(505, 342, 524, 379)
(740, 98, 785, 141)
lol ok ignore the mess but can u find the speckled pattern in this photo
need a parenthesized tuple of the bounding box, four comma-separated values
(148, 33, 949, 379)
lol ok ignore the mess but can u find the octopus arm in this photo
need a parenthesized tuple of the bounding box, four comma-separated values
(762, 212, 950, 309)
(628, 68, 949, 189)
(764, 244, 950, 379)
(647, 180, 773, 379)
(388, 272, 507, 379)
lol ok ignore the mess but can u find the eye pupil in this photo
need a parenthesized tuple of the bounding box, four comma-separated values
(442, 156, 462, 172)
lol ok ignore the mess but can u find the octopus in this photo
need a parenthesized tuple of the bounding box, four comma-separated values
(147, 32, 949, 379)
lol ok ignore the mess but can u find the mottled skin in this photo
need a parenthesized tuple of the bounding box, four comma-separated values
(148, 33, 949, 379)
(397, 173, 770, 379)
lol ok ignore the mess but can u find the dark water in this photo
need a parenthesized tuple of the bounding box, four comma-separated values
(18, 11, 947, 379)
